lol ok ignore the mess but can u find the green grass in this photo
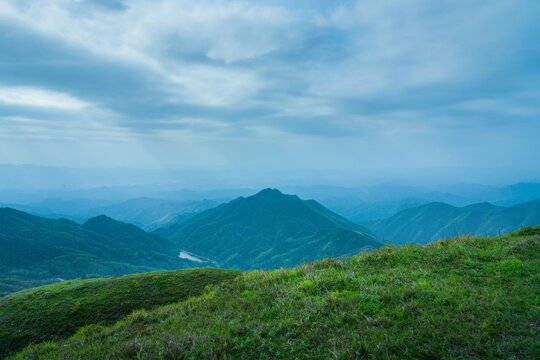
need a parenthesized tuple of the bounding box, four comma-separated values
(511, 224, 540, 237)
(10, 228, 540, 359)
(0, 268, 240, 358)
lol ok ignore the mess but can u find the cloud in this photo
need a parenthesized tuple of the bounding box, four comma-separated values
(0, 0, 539, 174)
(0, 86, 90, 110)
(0, 1, 296, 79)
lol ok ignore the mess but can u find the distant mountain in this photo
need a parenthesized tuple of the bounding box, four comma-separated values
(0, 208, 210, 296)
(368, 199, 540, 244)
(284, 183, 540, 222)
(88, 198, 220, 230)
(319, 198, 430, 222)
(151, 212, 204, 238)
(440, 182, 540, 206)
(82, 215, 178, 253)
(0, 197, 221, 231)
(4, 182, 540, 228)
(164, 189, 384, 269)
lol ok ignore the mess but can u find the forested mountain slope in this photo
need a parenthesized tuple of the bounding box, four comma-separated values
(0, 208, 209, 296)
(368, 199, 540, 244)
(165, 189, 384, 269)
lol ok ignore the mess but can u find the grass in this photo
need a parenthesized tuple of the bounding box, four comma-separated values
(0, 267, 240, 358)
(511, 224, 540, 237)
(9, 227, 540, 359)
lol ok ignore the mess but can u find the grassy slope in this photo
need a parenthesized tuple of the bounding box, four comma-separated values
(13, 226, 539, 359)
(0, 268, 240, 358)
(0, 278, 56, 299)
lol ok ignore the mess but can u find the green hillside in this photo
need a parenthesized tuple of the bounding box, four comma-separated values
(0, 208, 209, 296)
(164, 188, 383, 269)
(13, 226, 539, 359)
(151, 212, 205, 238)
(0, 268, 240, 358)
(369, 199, 540, 244)
(82, 215, 178, 253)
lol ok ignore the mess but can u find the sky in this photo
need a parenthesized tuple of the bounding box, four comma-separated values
(0, 0, 539, 186)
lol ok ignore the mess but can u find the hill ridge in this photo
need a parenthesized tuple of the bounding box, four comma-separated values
(0, 268, 240, 358)
(12, 227, 539, 359)
(0, 208, 209, 296)
(368, 198, 540, 244)
(164, 188, 383, 269)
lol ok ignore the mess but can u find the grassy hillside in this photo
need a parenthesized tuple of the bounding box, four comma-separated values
(165, 188, 383, 270)
(0, 208, 209, 296)
(369, 199, 540, 244)
(0, 268, 240, 358)
(14, 226, 539, 359)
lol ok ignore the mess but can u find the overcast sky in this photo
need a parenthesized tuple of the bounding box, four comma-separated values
(0, 0, 539, 184)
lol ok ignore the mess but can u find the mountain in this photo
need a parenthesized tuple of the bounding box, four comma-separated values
(15, 227, 539, 359)
(81, 214, 178, 252)
(151, 211, 206, 238)
(163, 188, 384, 269)
(282, 183, 540, 222)
(4, 182, 540, 228)
(0, 267, 240, 358)
(368, 199, 540, 244)
(86, 198, 220, 230)
(0, 197, 221, 231)
(319, 197, 430, 222)
(0, 208, 210, 296)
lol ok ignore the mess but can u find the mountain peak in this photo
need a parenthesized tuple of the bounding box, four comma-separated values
(255, 188, 283, 197)
(463, 202, 499, 211)
(166, 190, 383, 269)
(83, 214, 117, 227)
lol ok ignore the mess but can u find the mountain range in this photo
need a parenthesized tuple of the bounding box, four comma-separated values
(3, 182, 540, 228)
(0, 189, 386, 295)
(85, 198, 220, 231)
(0, 208, 210, 296)
(3, 188, 538, 296)
(161, 188, 384, 269)
(0, 198, 220, 231)
(368, 198, 540, 244)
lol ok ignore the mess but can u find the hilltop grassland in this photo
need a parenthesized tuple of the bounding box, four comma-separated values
(11, 226, 539, 359)
(0, 268, 240, 358)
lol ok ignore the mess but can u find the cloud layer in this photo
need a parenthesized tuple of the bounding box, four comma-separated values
(0, 0, 539, 177)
